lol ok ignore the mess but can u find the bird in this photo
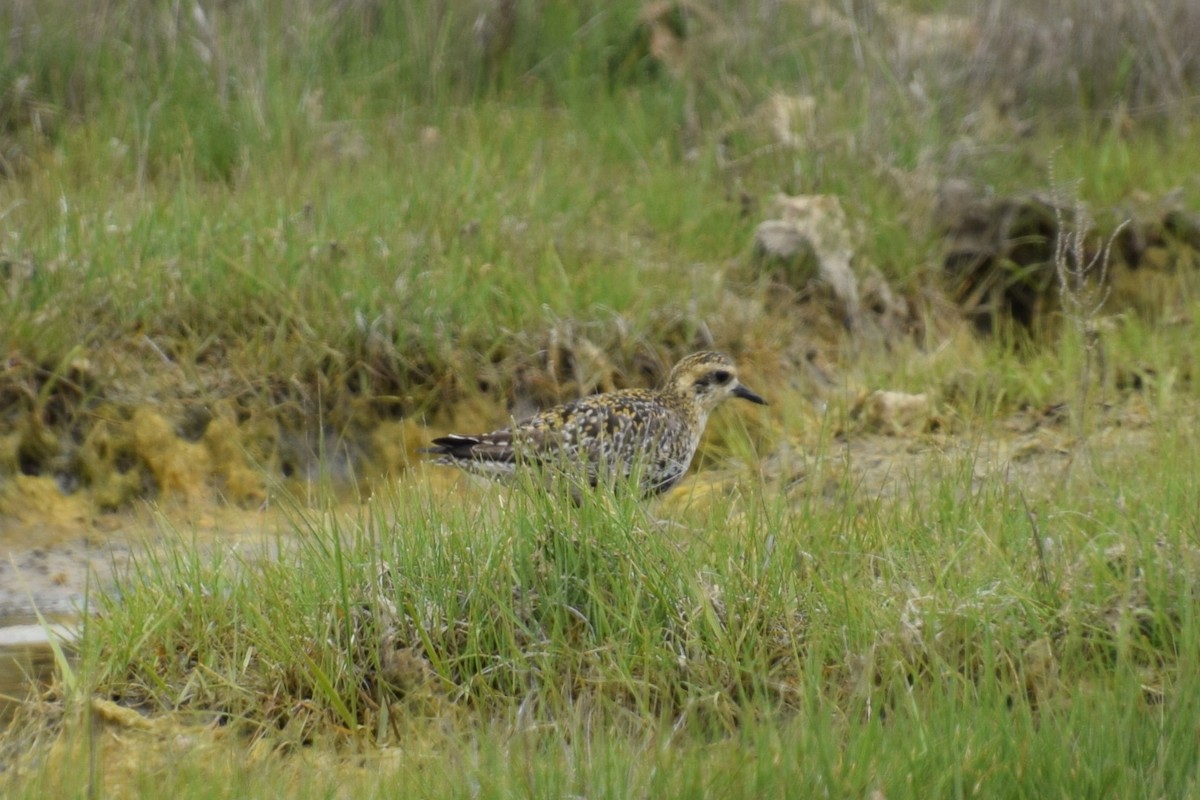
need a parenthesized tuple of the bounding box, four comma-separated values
(424, 351, 767, 497)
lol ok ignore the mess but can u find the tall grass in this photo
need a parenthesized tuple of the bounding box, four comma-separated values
(4, 410, 1198, 795)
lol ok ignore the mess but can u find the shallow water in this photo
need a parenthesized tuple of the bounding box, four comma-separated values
(0, 621, 75, 722)
(0, 514, 129, 722)
(0, 501, 289, 722)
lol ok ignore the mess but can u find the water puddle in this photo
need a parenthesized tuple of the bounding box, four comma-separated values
(0, 619, 75, 722)
(0, 502, 260, 723)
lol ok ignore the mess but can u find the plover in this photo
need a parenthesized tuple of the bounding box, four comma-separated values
(425, 351, 767, 496)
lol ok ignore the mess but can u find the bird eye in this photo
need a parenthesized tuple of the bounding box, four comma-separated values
(712, 370, 732, 384)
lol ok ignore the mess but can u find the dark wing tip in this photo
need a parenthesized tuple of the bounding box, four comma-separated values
(422, 434, 483, 458)
(430, 434, 481, 447)
(423, 432, 517, 463)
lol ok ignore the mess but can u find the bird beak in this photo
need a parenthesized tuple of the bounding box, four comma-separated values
(733, 383, 768, 405)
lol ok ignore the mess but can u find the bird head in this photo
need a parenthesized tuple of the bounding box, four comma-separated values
(665, 351, 768, 413)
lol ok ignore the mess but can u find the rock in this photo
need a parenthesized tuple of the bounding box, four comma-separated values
(854, 390, 931, 435)
(939, 186, 1073, 333)
(944, 184, 1200, 332)
(754, 219, 819, 266)
(754, 194, 863, 331)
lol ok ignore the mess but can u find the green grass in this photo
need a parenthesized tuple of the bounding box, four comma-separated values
(3, 0, 1197, 415)
(5, 412, 1200, 797)
(3, 0, 1200, 796)
(11, 690, 1200, 798)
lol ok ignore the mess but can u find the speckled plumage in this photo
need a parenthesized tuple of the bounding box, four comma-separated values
(425, 351, 767, 496)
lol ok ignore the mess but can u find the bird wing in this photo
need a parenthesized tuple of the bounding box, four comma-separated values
(428, 391, 673, 469)
(518, 391, 674, 467)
